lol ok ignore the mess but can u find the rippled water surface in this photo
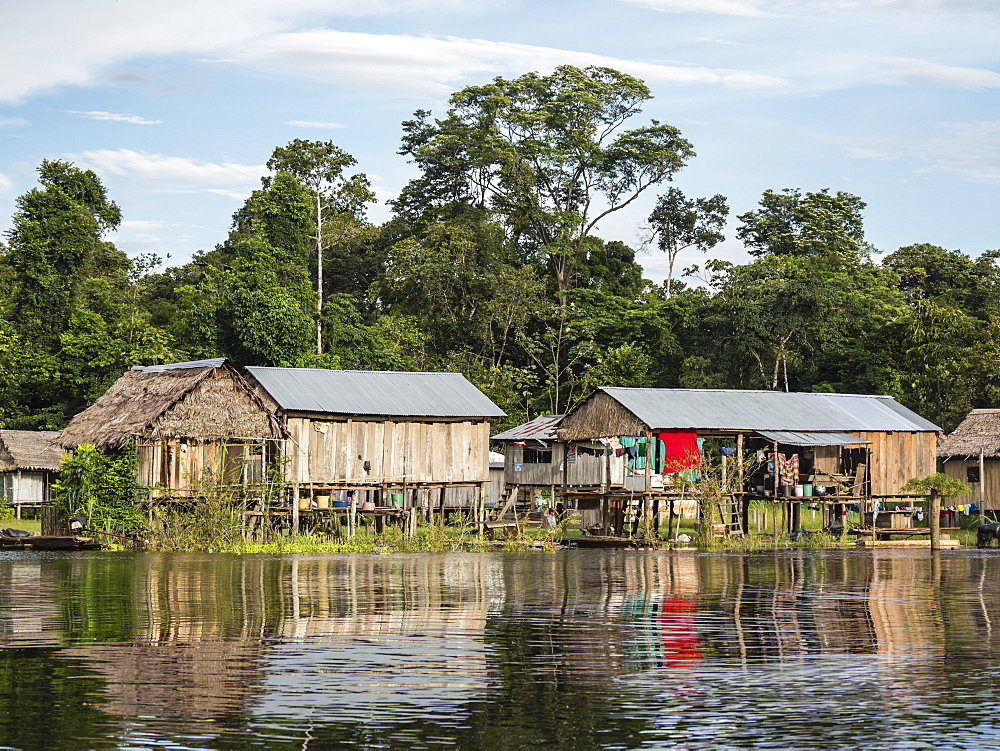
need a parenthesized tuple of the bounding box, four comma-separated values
(2, 549, 1000, 749)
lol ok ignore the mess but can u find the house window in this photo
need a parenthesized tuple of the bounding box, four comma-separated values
(522, 448, 553, 464)
(968, 466, 981, 483)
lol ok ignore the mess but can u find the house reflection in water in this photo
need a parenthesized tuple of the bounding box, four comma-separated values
(4, 550, 1000, 747)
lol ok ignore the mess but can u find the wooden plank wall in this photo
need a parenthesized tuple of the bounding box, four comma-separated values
(136, 439, 260, 494)
(503, 443, 563, 486)
(941, 458, 1000, 510)
(288, 418, 491, 484)
(859, 431, 939, 497)
(501, 441, 625, 487)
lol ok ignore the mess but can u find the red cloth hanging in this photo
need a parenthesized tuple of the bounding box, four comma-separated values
(657, 430, 700, 473)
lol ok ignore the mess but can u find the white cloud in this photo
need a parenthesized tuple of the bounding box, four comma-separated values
(622, 0, 1000, 15)
(285, 120, 346, 129)
(68, 149, 266, 193)
(238, 30, 787, 94)
(920, 121, 1000, 181)
(64, 110, 161, 125)
(0, 0, 491, 103)
(0, 117, 29, 127)
(118, 219, 173, 232)
(624, 0, 769, 15)
(871, 57, 1000, 90)
(0, 172, 13, 195)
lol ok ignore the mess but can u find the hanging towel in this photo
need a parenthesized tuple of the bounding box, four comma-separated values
(657, 430, 700, 473)
(776, 453, 799, 486)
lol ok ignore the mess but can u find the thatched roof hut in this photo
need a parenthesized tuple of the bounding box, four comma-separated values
(0, 430, 64, 472)
(937, 409, 1000, 459)
(59, 359, 282, 450)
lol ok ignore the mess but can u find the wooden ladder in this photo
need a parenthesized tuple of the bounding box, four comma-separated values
(491, 484, 520, 521)
(716, 494, 744, 537)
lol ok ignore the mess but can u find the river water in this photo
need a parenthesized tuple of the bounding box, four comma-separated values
(1, 548, 999, 749)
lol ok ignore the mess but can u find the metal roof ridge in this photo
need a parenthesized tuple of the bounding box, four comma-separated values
(245, 366, 469, 376)
(600, 386, 895, 399)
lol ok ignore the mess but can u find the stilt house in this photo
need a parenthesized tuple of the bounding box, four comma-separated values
(556, 388, 941, 498)
(938, 408, 1000, 514)
(0, 431, 64, 512)
(243, 367, 506, 513)
(59, 359, 283, 498)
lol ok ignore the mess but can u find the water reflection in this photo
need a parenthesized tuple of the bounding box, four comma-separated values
(2, 549, 1000, 748)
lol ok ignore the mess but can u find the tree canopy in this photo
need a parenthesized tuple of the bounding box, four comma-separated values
(0, 67, 994, 434)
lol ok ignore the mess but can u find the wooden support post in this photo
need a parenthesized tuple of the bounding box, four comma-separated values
(979, 449, 986, 516)
(929, 489, 941, 551)
(291, 484, 300, 536)
(438, 487, 446, 529)
(644, 430, 653, 535)
(478, 482, 486, 537)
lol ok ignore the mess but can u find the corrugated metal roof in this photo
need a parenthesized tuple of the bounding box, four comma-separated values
(492, 415, 564, 442)
(599, 388, 941, 432)
(758, 431, 872, 446)
(246, 367, 506, 418)
(133, 358, 227, 372)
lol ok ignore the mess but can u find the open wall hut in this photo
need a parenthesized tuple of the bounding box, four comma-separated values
(558, 388, 941, 497)
(59, 359, 283, 498)
(243, 367, 506, 513)
(0, 431, 64, 512)
(938, 408, 1000, 514)
(554, 388, 941, 536)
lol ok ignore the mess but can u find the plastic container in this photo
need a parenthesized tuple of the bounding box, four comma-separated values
(779, 485, 794, 497)
(802, 484, 813, 497)
(332, 500, 350, 508)
(361, 500, 376, 511)
(391, 492, 404, 507)
(297, 496, 311, 511)
(315, 494, 330, 510)
(793, 484, 804, 497)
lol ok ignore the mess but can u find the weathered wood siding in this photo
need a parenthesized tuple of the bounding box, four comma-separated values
(503, 443, 564, 486)
(857, 431, 939, 497)
(941, 457, 1000, 509)
(136, 438, 264, 494)
(286, 417, 490, 485)
(813, 446, 841, 477)
(501, 441, 624, 487)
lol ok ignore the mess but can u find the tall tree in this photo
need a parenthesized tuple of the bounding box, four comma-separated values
(5, 160, 122, 349)
(737, 188, 868, 263)
(396, 65, 695, 302)
(266, 140, 374, 353)
(883, 243, 1000, 319)
(646, 188, 728, 297)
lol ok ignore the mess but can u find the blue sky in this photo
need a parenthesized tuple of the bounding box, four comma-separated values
(1, 0, 998, 282)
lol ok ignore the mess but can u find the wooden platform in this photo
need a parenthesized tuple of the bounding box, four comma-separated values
(857, 539, 962, 548)
(561, 535, 656, 549)
(0, 535, 103, 551)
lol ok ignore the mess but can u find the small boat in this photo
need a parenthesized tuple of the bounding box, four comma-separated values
(0, 529, 103, 551)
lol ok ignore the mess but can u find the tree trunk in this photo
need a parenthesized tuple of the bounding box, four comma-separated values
(929, 488, 941, 551)
(315, 191, 324, 355)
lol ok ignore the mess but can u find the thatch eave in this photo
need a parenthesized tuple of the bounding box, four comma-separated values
(59, 363, 283, 450)
(937, 409, 1000, 459)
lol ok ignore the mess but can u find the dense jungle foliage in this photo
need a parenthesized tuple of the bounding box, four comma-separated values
(0, 65, 996, 434)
